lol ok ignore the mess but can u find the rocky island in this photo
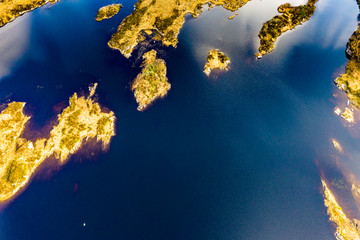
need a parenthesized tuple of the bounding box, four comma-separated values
(322, 179, 360, 240)
(107, 0, 251, 58)
(0, 85, 116, 202)
(132, 50, 171, 111)
(95, 3, 122, 22)
(256, 0, 318, 57)
(203, 49, 230, 76)
(0, 0, 59, 27)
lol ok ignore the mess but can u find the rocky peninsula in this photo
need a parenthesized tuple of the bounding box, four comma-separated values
(132, 50, 171, 111)
(0, 0, 59, 27)
(95, 3, 122, 22)
(203, 49, 230, 76)
(322, 179, 360, 240)
(107, 0, 251, 58)
(0, 85, 116, 202)
(335, 8, 360, 108)
(256, 0, 318, 57)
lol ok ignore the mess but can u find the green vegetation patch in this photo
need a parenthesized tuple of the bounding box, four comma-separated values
(97, 117, 111, 135)
(6, 160, 27, 184)
(60, 132, 81, 151)
(108, 3, 149, 53)
(335, 60, 360, 108)
(154, 9, 180, 32)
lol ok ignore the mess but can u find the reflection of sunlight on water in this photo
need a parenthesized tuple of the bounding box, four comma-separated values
(188, 0, 357, 67)
(265, 0, 358, 58)
(328, 92, 360, 216)
(321, 89, 360, 215)
(318, 145, 360, 220)
(187, 0, 310, 64)
(0, 14, 32, 81)
(331, 138, 344, 153)
(318, 0, 358, 49)
(332, 88, 360, 137)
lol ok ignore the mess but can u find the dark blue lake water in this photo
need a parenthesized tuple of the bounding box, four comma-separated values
(0, 0, 359, 239)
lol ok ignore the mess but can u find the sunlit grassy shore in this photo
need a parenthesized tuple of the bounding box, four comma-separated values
(132, 50, 170, 111)
(107, 0, 251, 58)
(335, 24, 360, 108)
(256, 0, 318, 57)
(322, 179, 360, 240)
(95, 3, 122, 22)
(0, 85, 116, 202)
(0, 0, 59, 27)
(203, 49, 230, 76)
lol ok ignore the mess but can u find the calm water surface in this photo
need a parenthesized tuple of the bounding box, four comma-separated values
(0, 0, 359, 239)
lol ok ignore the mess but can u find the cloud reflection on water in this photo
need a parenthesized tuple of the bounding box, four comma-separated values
(0, 14, 32, 81)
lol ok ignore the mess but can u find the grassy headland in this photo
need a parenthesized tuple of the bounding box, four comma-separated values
(0, 0, 59, 27)
(107, 0, 251, 58)
(132, 50, 171, 111)
(0, 85, 116, 202)
(95, 3, 122, 22)
(203, 49, 230, 76)
(256, 0, 318, 57)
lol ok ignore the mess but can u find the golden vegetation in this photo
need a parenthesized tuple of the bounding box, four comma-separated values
(0, 85, 116, 202)
(256, 0, 318, 57)
(132, 50, 171, 111)
(322, 179, 360, 240)
(107, 0, 251, 58)
(95, 3, 122, 22)
(0, 0, 59, 27)
(203, 49, 230, 76)
(335, 25, 360, 108)
(341, 107, 355, 123)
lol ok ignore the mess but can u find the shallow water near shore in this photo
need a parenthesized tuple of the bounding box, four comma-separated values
(0, 0, 359, 239)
